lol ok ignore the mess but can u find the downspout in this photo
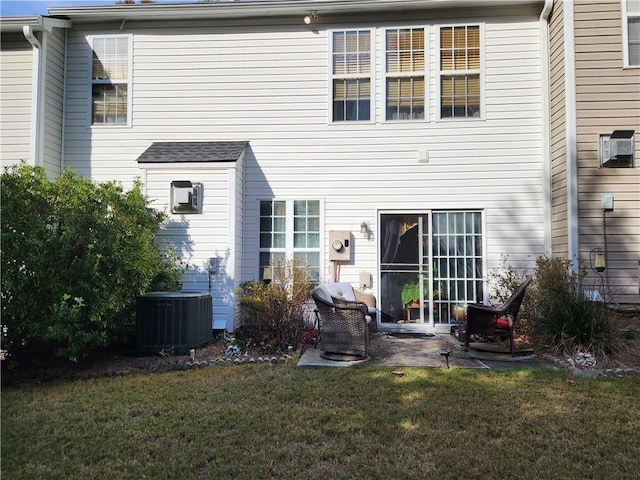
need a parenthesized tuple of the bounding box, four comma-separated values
(563, 0, 579, 270)
(540, 0, 554, 258)
(23, 24, 44, 167)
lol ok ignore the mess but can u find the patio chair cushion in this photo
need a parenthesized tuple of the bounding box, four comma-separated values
(495, 316, 512, 329)
(322, 282, 376, 316)
(313, 284, 334, 305)
(323, 282, 358, 303)
(314, 283, 372, 324)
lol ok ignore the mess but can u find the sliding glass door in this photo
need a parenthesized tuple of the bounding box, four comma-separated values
(379, 211, 483, 328)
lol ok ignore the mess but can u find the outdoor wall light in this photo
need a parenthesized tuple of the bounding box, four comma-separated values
(360, 221, 369, 234)
(304, 11, 318, 24)
(590, 248, 606, 273)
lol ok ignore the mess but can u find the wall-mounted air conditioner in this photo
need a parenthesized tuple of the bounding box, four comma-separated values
(171, 180, 202, 213)
(600, 130, 635, 167)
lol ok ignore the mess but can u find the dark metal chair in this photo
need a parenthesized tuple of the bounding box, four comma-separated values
(311, 289, 369, 361)
(464, 278, 532, 356)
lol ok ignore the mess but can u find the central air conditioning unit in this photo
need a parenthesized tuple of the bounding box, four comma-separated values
(136, 291, 212, 354)
(600, 130, 635, 167)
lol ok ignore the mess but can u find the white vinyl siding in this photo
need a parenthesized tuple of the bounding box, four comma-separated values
(0, 33, 33, 168)
(623, 0, 640, 67)
(143, 166, 237, 331)
(42, 28, 66, 178)
(62, 11, 546, 302)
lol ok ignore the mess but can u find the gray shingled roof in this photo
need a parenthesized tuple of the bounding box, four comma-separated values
(137, 141, 249, 163)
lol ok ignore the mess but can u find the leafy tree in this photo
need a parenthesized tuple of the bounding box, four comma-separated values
(1, 163, 184, 363)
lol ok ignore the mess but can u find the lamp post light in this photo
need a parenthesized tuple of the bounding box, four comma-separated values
(589, 247, 607, 302)
(589, 247, 613, 356)
(262, 266, 272, 285)
(592, 249, 606, 273)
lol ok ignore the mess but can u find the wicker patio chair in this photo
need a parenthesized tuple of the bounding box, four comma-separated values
(312, 289, 369, 361)
(464, 278, 532, 356)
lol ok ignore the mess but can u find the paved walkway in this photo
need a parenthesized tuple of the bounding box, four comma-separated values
(298, 332, 554, 370)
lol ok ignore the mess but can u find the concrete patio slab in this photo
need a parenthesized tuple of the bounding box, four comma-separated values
(298, 332, 553, 370)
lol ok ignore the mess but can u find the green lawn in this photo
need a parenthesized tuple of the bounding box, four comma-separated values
(2, 364, 639, 480)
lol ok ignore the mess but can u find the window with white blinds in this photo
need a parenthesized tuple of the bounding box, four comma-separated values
(624, 0, 640, 67)
(439, 25, 481, 119)
(385, 28, 426, 121)
(332, 30, 372, 122)
(90, 36, 131, 126)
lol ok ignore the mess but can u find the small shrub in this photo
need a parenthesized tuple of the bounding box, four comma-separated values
(236, 258, 312, 353)
(528, 256, 616, 357)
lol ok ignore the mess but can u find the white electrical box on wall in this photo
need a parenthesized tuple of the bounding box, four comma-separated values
(328, 230, 351, 261)
(601, 194, 614, 212)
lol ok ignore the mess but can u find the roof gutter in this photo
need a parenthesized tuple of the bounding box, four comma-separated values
(539, 0, 553, 257)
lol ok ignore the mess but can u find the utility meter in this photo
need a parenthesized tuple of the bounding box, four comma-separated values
(328, 230, 351, 261)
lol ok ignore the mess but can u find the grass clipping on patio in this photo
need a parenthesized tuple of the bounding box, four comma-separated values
(3, 365, 639, 480)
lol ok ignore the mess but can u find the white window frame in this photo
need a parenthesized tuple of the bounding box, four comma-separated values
(329, 29, 375, 123)
(258, 199, 323, 283)
(383, 26, 428, 122)
(623, 0, 640, 68)
(88, 34, 133, 127)
(436, 24, 485, 121)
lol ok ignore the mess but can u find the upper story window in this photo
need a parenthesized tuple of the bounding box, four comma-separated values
(438, 25, 481, 119)
(90, 36, 131, 126)
(623, 0, 640, 67)
(331, 30, 372, 122)
(385, 28, 426, 121)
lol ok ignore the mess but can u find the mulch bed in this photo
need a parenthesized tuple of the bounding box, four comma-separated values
(3, 311, 639, 385)
(1, 336, 296, 386)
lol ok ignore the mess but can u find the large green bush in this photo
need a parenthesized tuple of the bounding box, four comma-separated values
(237, 258, 313, 353)
(1, 163, 184, 362)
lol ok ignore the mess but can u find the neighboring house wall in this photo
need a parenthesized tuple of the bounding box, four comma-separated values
(0, 32, 33, 168)
(574, 0, 640, 304)
(549, 0, 640, 304)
